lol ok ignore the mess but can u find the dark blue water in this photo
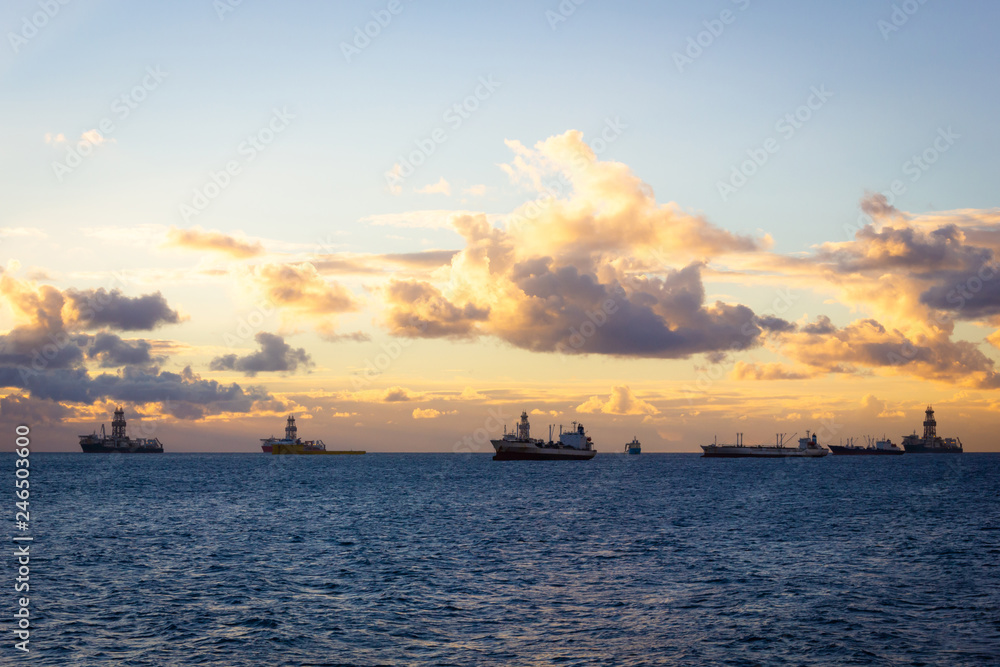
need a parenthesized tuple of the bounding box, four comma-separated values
(9, 453, 1000, 665)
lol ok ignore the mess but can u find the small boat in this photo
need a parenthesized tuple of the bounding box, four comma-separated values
(625, 437, 641, 455)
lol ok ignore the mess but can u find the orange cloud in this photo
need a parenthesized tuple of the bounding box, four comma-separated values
(165, 226, 264, 258)
(576, 385, 660, 416)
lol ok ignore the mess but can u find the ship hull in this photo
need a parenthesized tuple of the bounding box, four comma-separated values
(829, 446, 903, 456)
(701, 447, 827, 458)
(271, 444, 365, 455)
(80, 442, 162, 453)
(902, 444, 962, 454)
(491, 440, 595, 461)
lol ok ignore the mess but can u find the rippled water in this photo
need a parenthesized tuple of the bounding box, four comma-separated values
(13, 453, 1000, 665)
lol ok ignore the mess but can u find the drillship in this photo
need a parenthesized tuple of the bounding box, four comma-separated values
(625, 437, 641, 455)
(491, 411, 597, 461)
(79, 406, 163, 453)
(902, 406, 963, 453)
(261, 415, 365, 455)
(829, 436, 904, 455)
(701, 432, 828, 458)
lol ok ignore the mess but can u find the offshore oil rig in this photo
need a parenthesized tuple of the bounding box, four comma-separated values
(79, 406, 164, 453)
(902, 406, 963, 453)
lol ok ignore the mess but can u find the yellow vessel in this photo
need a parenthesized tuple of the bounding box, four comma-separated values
(263, 416, 365, 455)
(271, 443, 365, 455)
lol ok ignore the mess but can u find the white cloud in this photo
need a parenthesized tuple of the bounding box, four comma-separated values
(415, 177, 451, 196)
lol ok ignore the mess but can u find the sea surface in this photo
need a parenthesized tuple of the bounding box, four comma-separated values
(8, 452, 1000, 666)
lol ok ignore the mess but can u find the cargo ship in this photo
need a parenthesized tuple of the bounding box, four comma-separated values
(79, 406, 163, 453)
(829, 436, 904, 455)
(701, 432, 828, 458)
(491, 411, 596, 460)
(625, 437, 641, 455)
(261, 415, 364, 455)
(902, 406, 963, 453)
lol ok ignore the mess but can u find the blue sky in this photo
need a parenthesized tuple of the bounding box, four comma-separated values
(5, 0, 998, 252)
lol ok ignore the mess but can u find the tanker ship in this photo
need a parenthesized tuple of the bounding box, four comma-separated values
(901, 406, 963, 453)
(79, 406, 163, 453)
(828, 436, 904, 455)
(701, 432, 828, 458)
(491, 411, 597, 460)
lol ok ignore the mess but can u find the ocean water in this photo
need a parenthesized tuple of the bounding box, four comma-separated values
(10, 452, 1000, 666)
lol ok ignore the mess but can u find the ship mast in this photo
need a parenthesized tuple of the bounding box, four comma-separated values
(285, 415, 297, 441)
(517, 411, 530, 440)
(922, 405, 936, 441)
(111, 405, 127, 440)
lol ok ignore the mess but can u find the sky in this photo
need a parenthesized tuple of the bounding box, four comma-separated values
(2, 0, 1000, 452)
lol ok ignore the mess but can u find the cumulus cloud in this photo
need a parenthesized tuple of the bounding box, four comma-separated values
(250, 263, 359, 316)
(499, 130, 765, 262)
(64, 288, 181, 330)
(576, 385, 660, 416)
(165, 226, 264, 258)
(85, 332, 161, 368)
(412, 408, 456, 419)
(773, 316, 1000, 389)
(210, 332, 314, 376)
(377, 133, 788, 360)
(0, 275, 270, 419)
